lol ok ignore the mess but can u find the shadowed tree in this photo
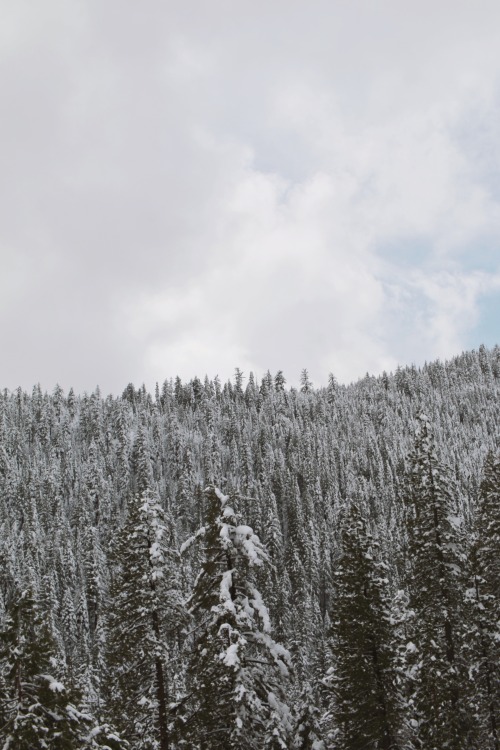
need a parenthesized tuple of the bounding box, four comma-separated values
(104, 490, 184, 750)
(405, 414, 472, 749)
(183, 487, 294, 749)
(327, 502, 402, 749)
(467, 451, 500, 749)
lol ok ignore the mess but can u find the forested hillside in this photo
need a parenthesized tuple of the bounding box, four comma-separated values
(1, 345, 500, 749)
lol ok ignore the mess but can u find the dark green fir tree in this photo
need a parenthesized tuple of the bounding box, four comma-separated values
(0, 587, 124, 749)
(467, 450, 500, 750)
(405, 414, 472, 749)
(103, 490, 184, 750)
(326, 502, 402, 750)
(183, 487, 294, 749)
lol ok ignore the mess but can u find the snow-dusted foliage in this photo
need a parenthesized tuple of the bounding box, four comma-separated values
(326, 503, 403, 749)
(184, 487, 293, 749)
(0, 347, 500, 746)
(0, 588, 128, 749)
(466, 450, 500, 750)
(405, 414, 472, 748)
(104, 490, 184, 750)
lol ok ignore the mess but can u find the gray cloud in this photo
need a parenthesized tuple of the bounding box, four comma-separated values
(2, 0, 500, 393)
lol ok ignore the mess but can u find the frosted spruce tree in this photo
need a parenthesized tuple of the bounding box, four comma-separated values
(326, 502, 402, 750)
(183, 487, 294, 749)
(104, 490, 184, 750)
(467, 450, 500, 749)
(405, 414, 472, 749)
(0, 587, 83, 748)
(0, 587, 125, 749)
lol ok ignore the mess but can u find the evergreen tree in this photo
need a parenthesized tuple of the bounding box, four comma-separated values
(292, 685, 325, 749)
(104, 490, 183, 750)
(405, 414, 472, 749)
(300, 370, 313, 394)
(184, 487, 294, 749)
(327, 502, 402, 749)
(467, 450, 500, 749)
(0, 588, 87, 748)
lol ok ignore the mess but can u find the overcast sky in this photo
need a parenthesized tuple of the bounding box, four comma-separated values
(2, 1, 500, 395)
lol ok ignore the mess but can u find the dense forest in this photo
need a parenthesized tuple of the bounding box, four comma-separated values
(1, 344, 500, 749)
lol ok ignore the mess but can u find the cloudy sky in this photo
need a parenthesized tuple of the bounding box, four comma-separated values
(2, 0, 500, 395)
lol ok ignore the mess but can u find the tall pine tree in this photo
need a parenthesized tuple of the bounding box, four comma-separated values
(0, 587, 113, 749)
(104, 490, 183, 750)
(467, 450, 500, 749)
(405, 414, 472, 749)
(327, 502, 402, 749)
(184, 487, 294, 749)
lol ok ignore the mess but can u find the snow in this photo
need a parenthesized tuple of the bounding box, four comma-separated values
(222, 642, 240, 667)
(220, 522, 232, 546)
(267, 690, 293, 734)
(236, 526, 265, 565)
(218, 623, 247, 668)
(447, 514, 463, 529)
(236, 524, 253, 537)
(219, 569, 236, 613)
(235, 683, 246, 701)
(180, 526, 205, 554)
(243, 537, 262, 564)
(214, 487, 229, 505)
(258, 634, 291, 677)
(249, 586, 271, 632)
(46, 677, 65, 692)
(149, 541, 163, 561)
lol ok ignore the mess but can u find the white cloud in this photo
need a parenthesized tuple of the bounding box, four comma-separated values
(120, 151, 389, 386)
(120, 71, 500, 386)
(2, 0, 500, 391)
(410, 270, 500, 359)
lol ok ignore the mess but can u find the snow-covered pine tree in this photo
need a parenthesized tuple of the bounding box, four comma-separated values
(0, 587, 92, 748)
(467, 450, 500, 749)
(183, 487, 294, 749)
(292, 684, 326, 749)
(405, 414, 472, 749)
(103, 490, 184, 750)
(326, 502, 402, 749)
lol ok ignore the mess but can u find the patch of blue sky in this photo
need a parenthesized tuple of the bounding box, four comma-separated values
(451, 99, 500, 202)
(376, 236, 434, 269)
(467, 290, 500, 350)
(378, 235, 500, 277)
(453, 242, 500, 275)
